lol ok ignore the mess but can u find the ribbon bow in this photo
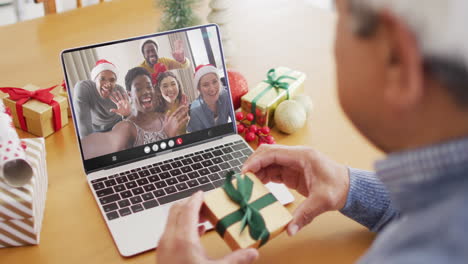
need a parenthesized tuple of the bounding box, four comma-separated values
(251, 69, 297, 124)
(0, 85, 62, 132)
(263, 69, 296, 98)
(216, 172, 277, 247)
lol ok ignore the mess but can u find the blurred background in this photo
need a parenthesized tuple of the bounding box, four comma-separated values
(0, 0, 332, 26)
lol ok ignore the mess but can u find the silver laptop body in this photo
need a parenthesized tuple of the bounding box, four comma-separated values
(61, 24, 293, 257)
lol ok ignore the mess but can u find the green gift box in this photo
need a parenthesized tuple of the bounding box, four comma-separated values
(203, 172, 292, 250)
(240, 67, 306, 127)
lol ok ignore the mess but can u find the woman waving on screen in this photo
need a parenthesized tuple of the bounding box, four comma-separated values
(187, 64, 233, 132)
(81, 67, 188, 159)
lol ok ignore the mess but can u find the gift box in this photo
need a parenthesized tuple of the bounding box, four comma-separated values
(203, 172, 292, 250)
(241, 67, 306, 127)
(51, 81, 72, 117)
(0, 138, 48, 248)
(0, 84, 68, 137)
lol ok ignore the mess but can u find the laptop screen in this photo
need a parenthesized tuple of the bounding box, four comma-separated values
(61, 24, 236, 173)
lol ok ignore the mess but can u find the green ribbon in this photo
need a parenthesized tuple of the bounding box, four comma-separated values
(215, 172, 277, 247)
(250, 69, 297, 124)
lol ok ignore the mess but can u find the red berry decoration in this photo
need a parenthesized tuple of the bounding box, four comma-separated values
(249, 125, 258, 134)
(245, 132, 256, 142)
(246, 113, 254, 122)
(235, 111, 275, 147)
(235, 112, 244, 121)
(261, 126, 270, 135)
(265, 135, 275, 144)
(237, 123, 245, 133)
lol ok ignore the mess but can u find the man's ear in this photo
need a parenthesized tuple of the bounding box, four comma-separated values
(380, 11, 425, 111)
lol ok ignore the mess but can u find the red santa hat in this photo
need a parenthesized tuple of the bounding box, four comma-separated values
(193, 64, 219, 89)
(90, 59, 118, 81)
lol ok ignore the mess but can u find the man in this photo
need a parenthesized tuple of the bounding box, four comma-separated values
(139, 39, 190, 74)
(73, 59, 131, 138)
(157, 0, 468, 263)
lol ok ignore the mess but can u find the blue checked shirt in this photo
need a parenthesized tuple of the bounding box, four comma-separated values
(340, 137, 468, 263)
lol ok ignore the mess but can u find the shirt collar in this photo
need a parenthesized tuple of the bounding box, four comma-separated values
(374, 136, 468, 211)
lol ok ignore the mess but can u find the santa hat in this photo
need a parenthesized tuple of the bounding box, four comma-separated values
(90, 59, 118, 81)
(193, 64, 219, 89)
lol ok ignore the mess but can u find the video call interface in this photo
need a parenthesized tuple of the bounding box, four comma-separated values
(62, 26, 233, 162)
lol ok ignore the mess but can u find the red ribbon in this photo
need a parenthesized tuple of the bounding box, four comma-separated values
(0, 85, 62, 132)
(60, 80, 67, 91)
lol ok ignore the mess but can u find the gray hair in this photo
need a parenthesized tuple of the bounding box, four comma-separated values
(348, 0, 468, 107)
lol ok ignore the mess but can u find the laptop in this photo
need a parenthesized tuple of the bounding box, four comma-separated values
(60, 24, 294, 257)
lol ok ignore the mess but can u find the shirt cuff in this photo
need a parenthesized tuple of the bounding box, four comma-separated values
(339, 168, 397, 232)
(182, 57, 190, 67)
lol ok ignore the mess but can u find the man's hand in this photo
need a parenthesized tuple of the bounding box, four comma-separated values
(157, 191, 259, 264)
(242, 144, 350, 236)
(163, 105, 189, 137)
(172, 39, 186, 63)
(109, 91, 131, 117)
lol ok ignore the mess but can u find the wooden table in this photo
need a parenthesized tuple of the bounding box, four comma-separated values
(0, 0, 381, 263)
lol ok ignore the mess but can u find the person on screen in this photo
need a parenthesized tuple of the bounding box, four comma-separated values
(81, 67, 188, 159)
(152, 65, 189, 134)
(73, 59, 131, 138)
(186, 64, 233, 132)
(156, 0, 468, 263)
(139, 39, 190, 74)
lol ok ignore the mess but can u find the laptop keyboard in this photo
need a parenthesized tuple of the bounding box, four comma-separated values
(90, 140, 253, 221)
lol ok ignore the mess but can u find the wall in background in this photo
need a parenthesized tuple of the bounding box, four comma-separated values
(0, 0, 332, 27)
(0, 0, 111, 26)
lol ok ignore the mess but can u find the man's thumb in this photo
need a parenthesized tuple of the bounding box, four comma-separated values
(221, 248, 258, 264)
(288, 196, 323, 236)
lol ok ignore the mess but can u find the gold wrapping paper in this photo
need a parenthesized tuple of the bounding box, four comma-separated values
(240, 67, 306, 127)
(1, 84, 68, 137)
(203, 172, 292, 250)
(51, 83, 72, 117)
(0, 138, 48, 247)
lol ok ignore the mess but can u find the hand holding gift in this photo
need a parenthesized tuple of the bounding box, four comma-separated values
(156, 143, 351, 263)
(157, 191, 259, 264)
(242, 144, 350, 235)
(203, 172, 292, 249)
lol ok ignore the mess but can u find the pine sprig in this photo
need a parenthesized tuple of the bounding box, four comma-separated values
(156, 0, 201, 31)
